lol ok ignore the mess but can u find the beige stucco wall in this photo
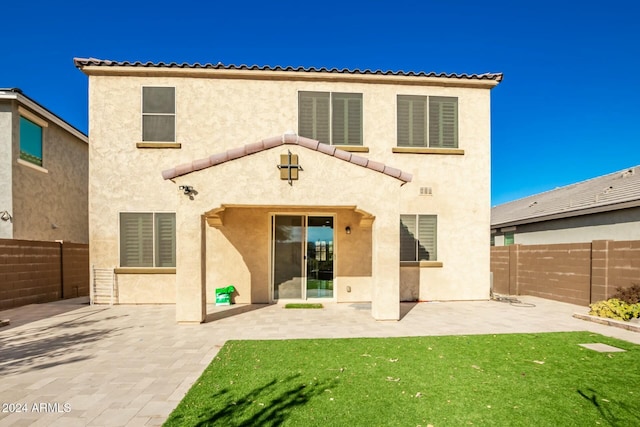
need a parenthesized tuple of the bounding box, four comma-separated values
(86, 69, 494, 313)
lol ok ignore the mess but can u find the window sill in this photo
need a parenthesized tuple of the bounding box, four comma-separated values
(400, 261, 443, 268)
(114, 267, 176, 274)
(136, 142, 182, 149)
(17, 158, 48, 173)
(335, 145, 369, 153)
(392, 147, 464, 155)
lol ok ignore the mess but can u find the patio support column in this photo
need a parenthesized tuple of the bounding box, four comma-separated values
(175, 213, 206, 324)
(371, 202, 400, 321)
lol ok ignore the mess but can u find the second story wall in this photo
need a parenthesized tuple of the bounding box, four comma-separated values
(0, 103, 12, 239)
(11, 101, 88, 243)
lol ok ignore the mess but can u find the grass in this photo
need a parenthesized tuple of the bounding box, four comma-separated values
(284, 303, 324, 309)
(164, 332, 640, 426)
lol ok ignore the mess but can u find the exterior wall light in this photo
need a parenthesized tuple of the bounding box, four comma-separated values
(0, 211, 12, 222)
(345, 226, 351, 235)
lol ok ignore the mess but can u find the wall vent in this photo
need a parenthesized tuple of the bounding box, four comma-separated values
(420, 187, 433, 196)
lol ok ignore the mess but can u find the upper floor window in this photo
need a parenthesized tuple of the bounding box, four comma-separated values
(142, 87, 175, 142)
(400, 214, 437, 261)
(397, 95, 458, 148)
(298, 91, 362, 146)
(19, 115, 44, 166)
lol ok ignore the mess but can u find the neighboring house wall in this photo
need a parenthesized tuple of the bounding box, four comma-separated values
(0, 103, 12, 239)
(12, 113, 88, 243)
(493, 207, 640, 246)
(80, 62, 499, 321)
(490, 240, 640, 305)
(0, 92, 88, 244)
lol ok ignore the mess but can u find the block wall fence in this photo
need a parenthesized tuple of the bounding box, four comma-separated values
(490, 240, 640, 306)
(0, 239, 89, 310)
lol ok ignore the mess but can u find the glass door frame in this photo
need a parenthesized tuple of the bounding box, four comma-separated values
(270, 212, 336, 303)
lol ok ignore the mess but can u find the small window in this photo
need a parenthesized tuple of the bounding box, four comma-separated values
(397, 95, 458, 148)
(20, 116, 43, 166)
(504, 232, 515, 246)
(400, 214, 437, 261)
(299, 91, 362, 146)
(120, 212, 176, 267)
(142, 87, 175, 142)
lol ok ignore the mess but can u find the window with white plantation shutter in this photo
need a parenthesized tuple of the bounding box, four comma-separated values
(298, 91, 362, 146)
(155, 213, 176, 267)
(299, 92, 330, 144)
(400, 215, 417, 261)
(397, 95, 458, 148)
(429, 96, 458, 148)
(397, 96, 427, 147)
(332, 93, 362, 146)
(120, 212, 176, 267)
(400, 214, 437, 261)
(142, 87, 175, 142)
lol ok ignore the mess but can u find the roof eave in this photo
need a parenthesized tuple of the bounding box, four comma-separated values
(76, 64, 502, 89)
(0, 89, 88, 143)
(491, 198, 640, 230)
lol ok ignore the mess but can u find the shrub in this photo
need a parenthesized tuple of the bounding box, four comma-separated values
(589, 298, 640, 321)
(611, 283, 640, 304)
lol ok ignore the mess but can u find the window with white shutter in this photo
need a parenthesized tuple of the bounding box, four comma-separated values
(400, 214, 437, 261)
(299, 91, 362, 146)
(397, 95, 458, 148)
(120, 212, 176, 267)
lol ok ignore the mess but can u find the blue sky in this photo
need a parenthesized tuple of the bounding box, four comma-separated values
(2, 0, 638, 205)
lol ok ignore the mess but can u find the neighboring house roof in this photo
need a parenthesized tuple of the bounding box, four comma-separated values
(491, 166, 640, 228)
(0, 88, 87, 142)
(162, 133, 413, 183)
(73, 58, 503, 84)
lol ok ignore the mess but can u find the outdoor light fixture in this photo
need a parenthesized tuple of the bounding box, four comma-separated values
(178, 185, 197, 200)
(0, 211, 12, 222)
(345, 226, 351, 234)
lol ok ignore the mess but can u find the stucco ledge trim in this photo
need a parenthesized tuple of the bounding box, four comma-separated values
(136, 142, 182, 149)
(17, 158, 48, 173)
(400, 261, 444, 268)
(114, 267, 176, 274)
(392, 147, 464, 155)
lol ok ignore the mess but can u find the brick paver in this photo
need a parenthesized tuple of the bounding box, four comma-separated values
(1, 296, 638, 426)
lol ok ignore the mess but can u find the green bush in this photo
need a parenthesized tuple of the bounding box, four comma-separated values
(611, 283, 640, 304)
(589, 298, 640, 321)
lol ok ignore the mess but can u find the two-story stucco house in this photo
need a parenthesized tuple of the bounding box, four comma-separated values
(75, 58, 502, 323)
(0, 88, 88, 243)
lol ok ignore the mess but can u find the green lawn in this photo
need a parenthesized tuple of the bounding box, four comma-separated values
(164, 332, 640, 426)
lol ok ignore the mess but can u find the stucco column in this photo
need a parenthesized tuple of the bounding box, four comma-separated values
(175, 212, 206, 324)
(371, 202, 400, 321)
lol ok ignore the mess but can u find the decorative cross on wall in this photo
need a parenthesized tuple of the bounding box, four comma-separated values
(277, 150, 303, 185)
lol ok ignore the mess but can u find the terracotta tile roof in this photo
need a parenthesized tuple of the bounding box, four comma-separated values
(491, 165, 640, 228)
(161, 133, 413, 183)
(73, 58, 503, 82)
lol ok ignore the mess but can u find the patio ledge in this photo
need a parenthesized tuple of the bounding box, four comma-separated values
(573, 313, 640, 333)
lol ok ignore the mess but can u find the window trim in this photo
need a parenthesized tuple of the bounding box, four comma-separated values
(118, 211, 176, 268)
(18, 107, 47, 167)
(298, 91, 364, 146)
(141, 86, 176, 143)
(396, 94, 459, 150)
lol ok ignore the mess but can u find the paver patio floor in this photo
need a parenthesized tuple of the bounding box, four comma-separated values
(1, 296, 638, 426)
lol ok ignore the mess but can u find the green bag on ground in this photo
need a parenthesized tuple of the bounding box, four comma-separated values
(215, 286, 235, 306)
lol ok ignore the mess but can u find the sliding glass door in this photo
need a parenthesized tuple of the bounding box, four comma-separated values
(272, 215, 334, 300)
